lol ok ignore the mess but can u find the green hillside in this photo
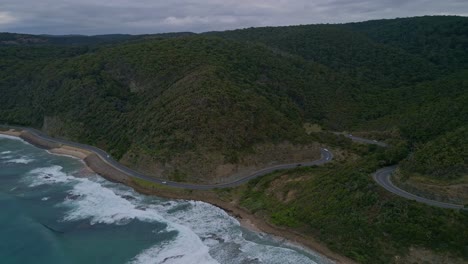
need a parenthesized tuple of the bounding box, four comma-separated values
(1, 17, 467, 182)
(343, 16, 468, 69)
(1, 16, 468, 262)
(0, 36, 370, 181)
(401, 126, 468, 180)
(208, 23, 439, 88)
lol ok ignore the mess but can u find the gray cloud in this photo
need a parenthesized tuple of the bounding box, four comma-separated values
(0, 0, 467, 35)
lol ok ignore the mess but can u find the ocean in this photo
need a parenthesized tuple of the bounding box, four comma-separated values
(0, 134, 330, 264)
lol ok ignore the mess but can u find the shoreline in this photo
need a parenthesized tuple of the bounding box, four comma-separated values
(128, 183, 355, 264)
(0, 129, 354, 264)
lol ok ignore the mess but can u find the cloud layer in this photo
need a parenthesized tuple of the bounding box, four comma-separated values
(0, 0, 467, 35)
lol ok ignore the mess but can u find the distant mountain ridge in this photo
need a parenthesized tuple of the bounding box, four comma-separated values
(0, 32, 195, 46)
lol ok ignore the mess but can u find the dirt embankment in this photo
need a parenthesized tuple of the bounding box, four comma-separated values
(19, 131, 61, 149)
(121, 142, 322, 184)
(84, 153, 132, 185)
(393, 172, 468, 205)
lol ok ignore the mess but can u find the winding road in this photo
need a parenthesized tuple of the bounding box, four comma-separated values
(1, 125, 464, 209)
(341, 133, 464, 210)
(373, 166, 464, 210)
(334, 132, 468, 210)
(1, 125, 333, 190)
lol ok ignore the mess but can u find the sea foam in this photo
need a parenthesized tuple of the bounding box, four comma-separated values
(61, 177, 219, 263)
(23, 163, 322, 264)
(152, 200, 320, 264)
(5, 157, 35, 164)
(26, 165, 75, 187)
(129, 223, 219, 264)
(0, 134, 26, 142)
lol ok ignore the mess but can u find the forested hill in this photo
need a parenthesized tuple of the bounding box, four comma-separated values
(0, 36, 370, 159)
(1, 16, 467, 183)
(342, 16, 468, 69)
(208, 16, 467, 87)
(0, 32, 195, 46)
(207, 23, 440, 88)
(1, 15, 468, 264)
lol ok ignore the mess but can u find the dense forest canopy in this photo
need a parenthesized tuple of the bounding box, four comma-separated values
(1, 16, 467, 173)
(1, 15, 468, 263)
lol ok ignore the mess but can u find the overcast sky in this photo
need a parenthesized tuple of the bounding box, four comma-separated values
(0, 0, 467, 35)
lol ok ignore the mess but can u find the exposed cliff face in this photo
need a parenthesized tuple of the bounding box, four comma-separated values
(120, 142, 321, 184)
(19, 131, 61, 149)
(84, 153, 131, 184)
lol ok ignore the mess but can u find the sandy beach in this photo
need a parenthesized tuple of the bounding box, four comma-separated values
(0, 129, 354, 264)
(0, 129, 22, 137)
(49, 145, 92, 159)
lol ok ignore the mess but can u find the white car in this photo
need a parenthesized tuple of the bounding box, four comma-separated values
(162, 181, 167, 184)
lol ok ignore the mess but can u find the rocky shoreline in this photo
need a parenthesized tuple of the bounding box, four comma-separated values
(0, 128, 354, 264)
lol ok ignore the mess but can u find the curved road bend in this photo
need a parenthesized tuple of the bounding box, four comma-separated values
(3, 125, 464, 209)
(334, 130, 464, 210)
(373, 165, 464, 210)
(1, 125, 333, 190)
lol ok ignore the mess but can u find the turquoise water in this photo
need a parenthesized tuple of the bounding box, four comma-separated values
(0, 135, 330, 264)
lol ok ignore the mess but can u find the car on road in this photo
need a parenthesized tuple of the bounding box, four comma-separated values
(162, 181, 167, 184)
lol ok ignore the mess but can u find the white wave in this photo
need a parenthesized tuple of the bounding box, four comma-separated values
(238, 241, 319, 264)
(21, 162, 323, 264)
(0, 134, 26, 142)
(1, 151, 12, 154)
(42, 197, 50, 201)
(129, 224, 219, 264)
(152, 200, 239, 243)
(59, 178, 218, 264)
(62, 179, 166, 225)
(6, 157, 35, 164)
(151, 200, 321, 264)
(26, 165, 75, 187)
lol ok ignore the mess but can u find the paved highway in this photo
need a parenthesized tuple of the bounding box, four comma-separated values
(2, 125, 464, 209)
(1, 125, 333, 190)
(336, 130, 464, 210)
(373, 166, 464, 210)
